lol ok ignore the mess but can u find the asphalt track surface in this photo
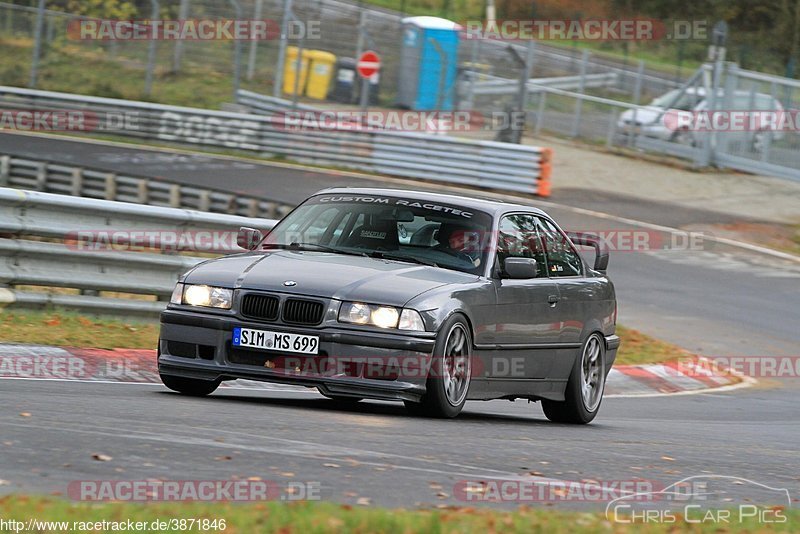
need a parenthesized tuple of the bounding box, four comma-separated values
(1, 132, 799, 512)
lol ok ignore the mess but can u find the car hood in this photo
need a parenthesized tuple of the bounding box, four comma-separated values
(183, 250, 478, 306)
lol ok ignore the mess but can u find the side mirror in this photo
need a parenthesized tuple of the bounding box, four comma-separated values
(566, 232, 609, 272)
(504, 257, 538, 279)
(237, 227, 263, 250)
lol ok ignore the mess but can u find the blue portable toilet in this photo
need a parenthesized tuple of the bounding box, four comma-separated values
(397, 16, 461, 111)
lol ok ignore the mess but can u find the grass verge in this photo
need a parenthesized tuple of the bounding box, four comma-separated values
(0, 496, 796, 533)
(0, 309, 158, 350)
(1, 308, 686, 366)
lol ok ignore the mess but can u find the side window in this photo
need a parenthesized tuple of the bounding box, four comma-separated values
(497, 214, 547, 278)
(537, 217, 584, 277)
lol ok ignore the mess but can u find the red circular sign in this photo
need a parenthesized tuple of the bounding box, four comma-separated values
(357, 51, 381, 78)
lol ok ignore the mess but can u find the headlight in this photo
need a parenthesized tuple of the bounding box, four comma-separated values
(338, 302, 425, 331)
(180, 284, 233, 309)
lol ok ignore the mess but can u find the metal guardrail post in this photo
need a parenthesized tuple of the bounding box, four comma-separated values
(36, 162, 47, 191)
(0, 155, 11, 187)
(198, 190, 211, 212)
(104, 173, 117, 200)
(137, 180, 149, 204)
(70, 167, 83, 196)
(169, 184, 181, 208)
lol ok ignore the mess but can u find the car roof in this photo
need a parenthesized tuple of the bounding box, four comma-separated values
(314, 187, 549, 217)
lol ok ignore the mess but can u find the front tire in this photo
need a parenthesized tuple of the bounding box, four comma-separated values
(404, 314, 472, 418)
(160, 374, 220, 397)
(542, 333, 606, 424)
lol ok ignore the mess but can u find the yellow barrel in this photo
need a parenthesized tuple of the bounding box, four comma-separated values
(283, 46, 311, 96)
(304, 50, 337, 99)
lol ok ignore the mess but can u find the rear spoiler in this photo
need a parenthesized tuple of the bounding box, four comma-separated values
(566, 232, 609, 272)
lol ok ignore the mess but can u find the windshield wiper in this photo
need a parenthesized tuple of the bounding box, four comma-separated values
(371, 251, 438, 268)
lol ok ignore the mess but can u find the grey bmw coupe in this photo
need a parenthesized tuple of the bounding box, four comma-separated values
(158, 188, 619, 423)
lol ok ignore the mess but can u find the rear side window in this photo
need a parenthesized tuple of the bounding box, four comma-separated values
(537, 218, 584, 277)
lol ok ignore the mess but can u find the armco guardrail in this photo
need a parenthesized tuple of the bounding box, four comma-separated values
(0, 153, 295, 218)
(0, 86, 552, 196)
(470, 73, 618, 96)
(236, 90, 320, 116)
(0, 187, 277, 316)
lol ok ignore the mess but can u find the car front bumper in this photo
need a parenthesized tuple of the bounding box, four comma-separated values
(158, 309, 437, 402)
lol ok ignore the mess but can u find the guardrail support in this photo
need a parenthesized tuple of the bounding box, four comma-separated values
(137, 180, 149, 204)
(0, 156, 10, 186)
(198, 190, 211, 212)
(169, 184, 181, 208)
(248, 199, 259, 218)
(36, 162, 47, 191)
(70, 167, 83, 196)
(104, 173, 117, 201)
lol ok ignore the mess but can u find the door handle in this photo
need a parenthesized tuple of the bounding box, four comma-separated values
(548, 294, 559, 306)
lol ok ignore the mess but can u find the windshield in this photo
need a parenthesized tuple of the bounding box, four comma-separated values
(650, 89, 704, 111)
(263, 194, 494, 275)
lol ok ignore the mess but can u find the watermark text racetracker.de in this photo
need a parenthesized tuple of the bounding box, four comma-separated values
(0, 109, 139, 132)
(678, 356, 800, 379)
(64, 228, 711, 254)
(67, 19, 320, 41)
(68, 479, 320, 502)
(462, 19, 708, 41)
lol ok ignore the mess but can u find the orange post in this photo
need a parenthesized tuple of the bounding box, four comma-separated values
(537, 147, 553, 197)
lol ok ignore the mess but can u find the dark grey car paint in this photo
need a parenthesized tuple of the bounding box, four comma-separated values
(158, 188, 618, 403)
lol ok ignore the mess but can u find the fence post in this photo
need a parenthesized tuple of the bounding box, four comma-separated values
(229, 0, 243, 100)
(571, 49, 589, 138)
(246, 0, 264, 80)
(605, 106, 618, 148)
(172, 0, 190, 72)
(627, 60, 644, 148)
(534, 91, 546, 136)
(28, 0, 46, 88)
(144, 0, 160, 97)
(762, 80, 778, 163)
(0, 155, 10, 186)
(352, 10, 367, 103)
(273, 0, 293, 98)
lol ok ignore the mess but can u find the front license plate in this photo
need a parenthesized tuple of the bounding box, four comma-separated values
(232, 327, 319, 355)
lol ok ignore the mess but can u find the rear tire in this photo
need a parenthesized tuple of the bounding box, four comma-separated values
(404, 314, 472, 418)
(160, 374, 220, 397)
(542, 333, 606, 424)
